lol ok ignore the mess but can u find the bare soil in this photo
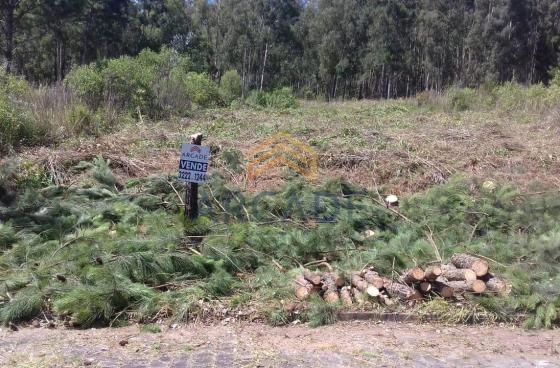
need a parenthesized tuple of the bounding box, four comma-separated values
(1, 321, 559, 367)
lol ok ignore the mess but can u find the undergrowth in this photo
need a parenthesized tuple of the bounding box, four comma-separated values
(0, 158, 559, 329)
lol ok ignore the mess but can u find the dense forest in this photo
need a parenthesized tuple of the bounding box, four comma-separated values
(1, 0, 560, 98)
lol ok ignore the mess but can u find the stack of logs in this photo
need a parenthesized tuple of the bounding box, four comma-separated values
(294, 253, 510, 306)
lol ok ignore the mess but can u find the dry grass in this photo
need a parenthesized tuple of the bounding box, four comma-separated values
(10, 99, 560, 194)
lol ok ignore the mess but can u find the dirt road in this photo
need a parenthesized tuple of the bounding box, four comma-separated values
(1, 321, 559, 367)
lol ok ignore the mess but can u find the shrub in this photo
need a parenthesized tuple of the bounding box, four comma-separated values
(494, 82, 526, 112)
(65, 47, 194, 118)
(246, 87, 298, 109)
(220, 70, 242, 104)
(102, 55, 156, 114)
(447, 87, 477, 111)
(67, 104, 98, 135)
(0, 95, 43, 153)
(64, 64, 104, 109)
(549, 67, 560, 87)
(266, 87, 298, 108)
(184, 72, 220, 108)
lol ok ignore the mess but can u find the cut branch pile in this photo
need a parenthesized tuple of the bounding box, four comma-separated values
(293, 253, 510, 307)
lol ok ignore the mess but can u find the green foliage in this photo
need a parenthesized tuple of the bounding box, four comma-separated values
(67, 104, 99, 136)
(0, 289, 43, 325)
(0, 222, 17, 248)
(305, 295, 340, 327)
(1, 155, 560, 329)
(141, 323, 162, 333)
(0, 91, 44, 153)
(65, 48, 194, 118)
(220, 70, 242, 104)
(549, 67, 560, 87)
(246, 87, 298, 109)
(64, 64, 104, 108)
(184, 72, 220, 108)
(447, 88, 477, 111)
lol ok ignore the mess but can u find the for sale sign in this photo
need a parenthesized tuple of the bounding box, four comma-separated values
(178, 144, 211, 183)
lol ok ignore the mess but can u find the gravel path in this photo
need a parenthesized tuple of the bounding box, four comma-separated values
(1, 321, 559, 367)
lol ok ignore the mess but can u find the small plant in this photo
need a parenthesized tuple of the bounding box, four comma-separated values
(305, 295, 340, 327)
(447, 87, 477, 111)
(246, 87, 298, 109)
(184, 72, 220, 108)
(141, 323, 162, 333)
(220, 70, 242, 104)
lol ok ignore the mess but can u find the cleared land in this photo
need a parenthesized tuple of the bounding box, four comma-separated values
(21, 100, 560, 194)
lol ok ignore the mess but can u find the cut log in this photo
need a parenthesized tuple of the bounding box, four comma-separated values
(380, 293, 397, 307)
(446, 280, 486, 293)
(451, 253, 489, 277)
(340, 286, 353, 307)
(352, 287, 365, 305)
(294, 273, 314, 300)
(303, 270, 322, 285)
(431, 279, 455, 298)
(361, 270, 384, 289)
(382, 278, 422, 301)
(322, 272, 340, 303)
(441, 264, 477, 281)
(400, 267, 425, 284)
(419, 282, 432, 293)
(322, 271, 344, 288)
(366, 285, 380, 297)
(424, 265, 442, 281)
(482, 274, 511, 296)
(351, 274, 368, 291)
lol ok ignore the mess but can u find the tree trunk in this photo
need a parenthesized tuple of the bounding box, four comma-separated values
(481, 274, 510, 296)
(382, 278, 421, 301)
(450, 254, 489, 277)
(361, 269, 384, 289)
(340, 286, 353, 307)
(351, 273, 368, 292)
(2, 1, 16, 74)
(424, 265, 442, 281)
(303, 270, 322, 286)
(441, 264, 477, 281)
(431, 279, 455, 298)
(399, 267, 425, 284)
(445, 280, 486, 293)
(419, 282, 432, 293)
(294, 273, 314, 300)
(322, 272, 340, 303)
(259, 42, 268, 92)
(352, 287, 364, 305)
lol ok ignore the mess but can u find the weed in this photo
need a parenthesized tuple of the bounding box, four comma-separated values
(141, 323, 162, 333)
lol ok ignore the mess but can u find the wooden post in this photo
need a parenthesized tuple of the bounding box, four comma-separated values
(185, 133, 203, 220)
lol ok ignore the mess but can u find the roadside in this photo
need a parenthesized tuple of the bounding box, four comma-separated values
(1, 321, 559, 367)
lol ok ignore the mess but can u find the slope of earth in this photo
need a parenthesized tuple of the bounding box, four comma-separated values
(15, 99, 560, 195)
(1, 321, 559, 368)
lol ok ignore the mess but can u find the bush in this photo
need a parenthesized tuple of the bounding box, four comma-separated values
(549, 67, 560, 87)
(220, 70, 242, 104)
(64, 64, 104, 109)
(184, 72, 221, 108)
(266, 87, 298, 108)
(67, 104, 98, 136)
(246, 87, 298, 109)
(0, 94, 44, 153)
(65, 47, 195, 118)
(447, 87, 477, 111)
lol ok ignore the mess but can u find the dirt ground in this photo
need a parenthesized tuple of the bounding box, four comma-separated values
(1, 321, 559, 367)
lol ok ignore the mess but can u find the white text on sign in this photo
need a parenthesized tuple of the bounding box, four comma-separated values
(178, 144, 211, 184)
